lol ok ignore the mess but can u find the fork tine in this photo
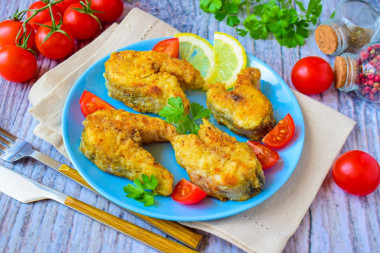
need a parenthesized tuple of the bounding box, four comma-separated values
(0, 127, 17, 142)
(0, 135, 12, 146)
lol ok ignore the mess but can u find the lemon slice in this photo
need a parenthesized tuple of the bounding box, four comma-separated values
(174, 33, 214, 81)
(209, 32, 247, 89)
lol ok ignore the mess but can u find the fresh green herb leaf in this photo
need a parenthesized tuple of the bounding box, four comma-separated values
(123, 174, 158, 206)
(159, 97, 212, 135)
(200, 0, 322, 48)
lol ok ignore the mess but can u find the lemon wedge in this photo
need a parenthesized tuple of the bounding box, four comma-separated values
(174, 33, 214, 81)
(209, 32, 247, 89)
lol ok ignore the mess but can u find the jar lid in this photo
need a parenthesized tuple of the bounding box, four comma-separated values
(334, 56, 347, 88)
(315, 25, 339, 55)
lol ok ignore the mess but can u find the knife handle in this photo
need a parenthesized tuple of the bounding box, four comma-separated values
(58, 164, 202, 249)
(64, 196, 197, 253)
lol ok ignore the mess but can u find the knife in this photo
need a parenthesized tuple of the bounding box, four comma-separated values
(0, 165, 197, 253)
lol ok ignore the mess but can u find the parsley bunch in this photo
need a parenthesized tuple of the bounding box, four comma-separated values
(200, 0, 322, 48)
(123, 175, 158, 206)
(159, 97, 211, 135)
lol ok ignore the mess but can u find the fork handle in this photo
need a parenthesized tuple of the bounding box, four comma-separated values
(58, 164, 203, 249)
(63, 196, 197, 253)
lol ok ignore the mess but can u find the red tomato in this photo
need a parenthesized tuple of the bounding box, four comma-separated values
(0, 20, 35, 50)
(262, 114, 295, 149)
(291, 56, 334, 95)
(152, 38, 179, 58)
(172, 179, 207, 205)
(55, 0, 80, 14)
(333, 150, 380, 196)
(0, 45, 37, 82)
(35, 21, 74, 60)
(27, 1, 61, 31)
(247, 141, 279, 169)
(90, 0, 123, 22)
(63, 3, 100, 40)
(80, 90, 115, 117)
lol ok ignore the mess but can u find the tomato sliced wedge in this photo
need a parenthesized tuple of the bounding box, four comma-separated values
(152, 38, 179, 58)
(262, 113, 295, 149)
(247, 141, 279, 170)
(79, 90, 115, 117)
(172, 179, 207, 205)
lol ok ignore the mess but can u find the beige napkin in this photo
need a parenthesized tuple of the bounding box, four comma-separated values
(28, 8, 356, 253)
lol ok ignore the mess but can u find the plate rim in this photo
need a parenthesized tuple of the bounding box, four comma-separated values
(62, 37, 305, 221)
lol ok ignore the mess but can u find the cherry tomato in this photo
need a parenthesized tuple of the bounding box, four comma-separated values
(63, 3, 100, 40)
(35, 21, 74, 60)
(0, 45, 37, 82)
(27, 1, 61, 31)
(0, 20, 35, 50)
(90, 0, 123, 23)
(172, 179, 207, 205)
(247, 141, 279, 169)
(80, 90, 115, 117)
(152, 38, 179, 58)
(291, 56, 334, 95)
(333, 150, 380, 196)
(262, 114, 295, 149)
(55, 0, 80, 14)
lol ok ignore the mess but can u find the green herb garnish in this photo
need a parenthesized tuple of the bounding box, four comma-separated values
(123, 174, 158, 206)
(159, 97, 211, 135)
(199, 0, 322, 48)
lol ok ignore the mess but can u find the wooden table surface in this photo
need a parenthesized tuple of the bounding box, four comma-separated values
(1, 1, 379, 252)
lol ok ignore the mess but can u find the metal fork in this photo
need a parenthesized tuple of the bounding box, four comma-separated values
(0, 126, 203, 250)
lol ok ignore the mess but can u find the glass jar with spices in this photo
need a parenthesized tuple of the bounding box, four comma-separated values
(315, 0, 380, 56)
(334, 42, 380, 104)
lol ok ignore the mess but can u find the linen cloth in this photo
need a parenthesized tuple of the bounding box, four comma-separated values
(28, 8, 356, 253)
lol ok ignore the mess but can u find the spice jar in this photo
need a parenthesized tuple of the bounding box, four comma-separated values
(315, 0, 380, 55)
(334, 42, 380, 104)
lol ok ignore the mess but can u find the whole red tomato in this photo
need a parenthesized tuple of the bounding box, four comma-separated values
(90, 0, 123, 22)
(55, 0, 80, 14)
(63, 3, 100, 40)
(27, 1, 61, 30)
(291, 56, 334, 95)
(0, 45, 37, 82)
(0, 20, 35, 50)
(35, 21, 74, 60)
(332, 150, 380, 196)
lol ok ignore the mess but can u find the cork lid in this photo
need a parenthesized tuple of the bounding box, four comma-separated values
(334, 56, 347, 89)
(315, 25, 339, 55)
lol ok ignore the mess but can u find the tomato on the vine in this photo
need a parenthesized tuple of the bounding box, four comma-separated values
(262, 114, 295, 149)
(0, 45, 37, 82)
(63, 2, 100, 40)
(172, 179, 208, 205)
(333, 150, 380, 196)
(80, 90, 115, 117)
(247, 141, 279, 169)
(90, 0, 123, 23)
(291, 56, 334, 95)
(0, 20, 35, 50)
(152, 38, 179, 58)
(35, 21, 74, 60)
(55, 0, 80, 14)
(27, 1, 61, 31)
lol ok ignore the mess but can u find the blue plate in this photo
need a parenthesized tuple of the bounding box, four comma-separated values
(62, 37, 305, 221)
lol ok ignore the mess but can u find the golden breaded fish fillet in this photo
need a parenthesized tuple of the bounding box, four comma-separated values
(206, 67, 275, 140)
(104, 50, 205, 114)
(170, 119, 264, 201)
(80, 109, 176, 196)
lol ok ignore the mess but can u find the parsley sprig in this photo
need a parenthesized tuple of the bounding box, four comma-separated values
(159, 97, 211, 135)
(200, 0, 322, 48)
(123, 174, 158, 206)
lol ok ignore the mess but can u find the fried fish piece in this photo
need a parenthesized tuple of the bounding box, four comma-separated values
(170, 119, 264, 201)
(80, 109, 176, 196)
(104, 50, 205, 114)
(206, 67, 275, 140)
